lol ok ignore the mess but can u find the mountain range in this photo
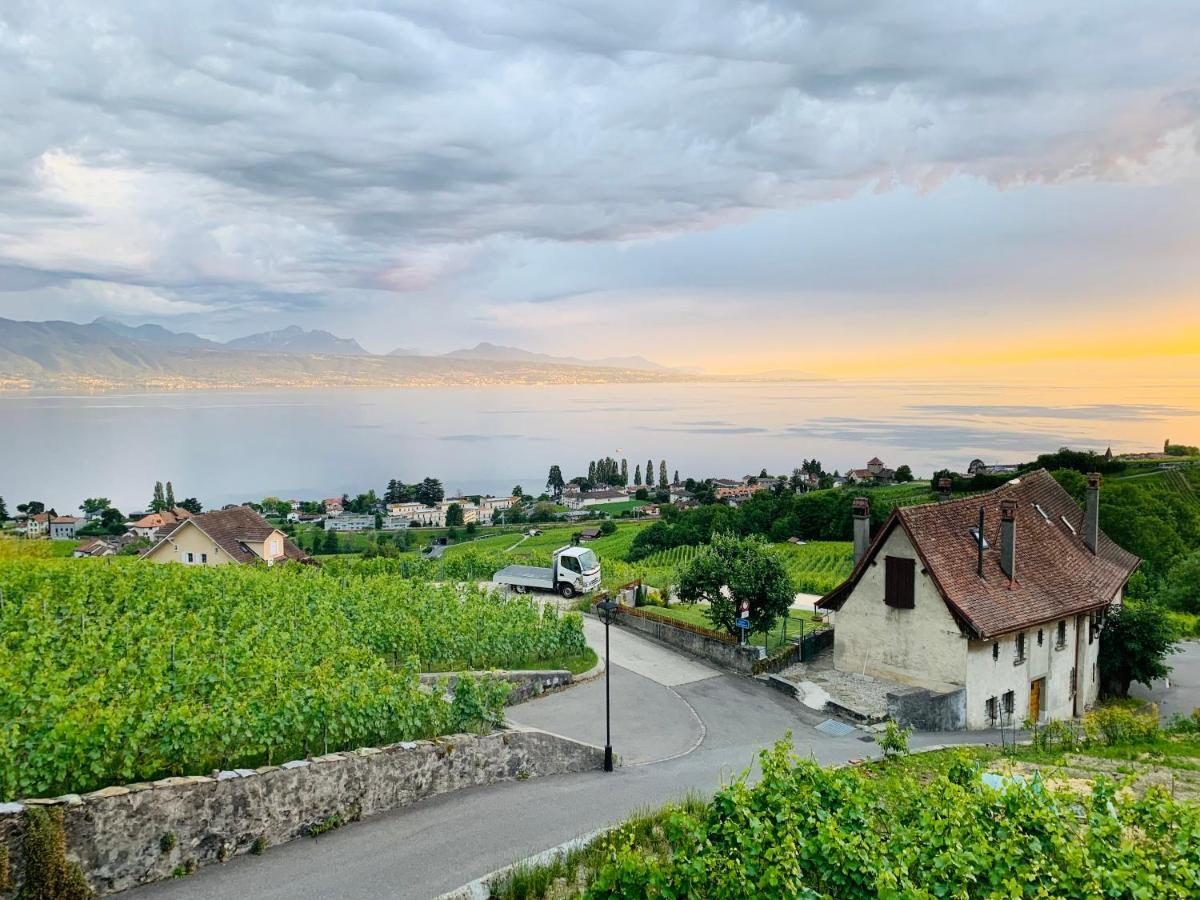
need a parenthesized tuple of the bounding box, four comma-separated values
(0, 317, 696, 391)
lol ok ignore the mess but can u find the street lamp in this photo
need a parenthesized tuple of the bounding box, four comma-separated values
(596, 598, 618, 772)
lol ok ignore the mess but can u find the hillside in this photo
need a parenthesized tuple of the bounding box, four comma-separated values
(0, 317, 701, 390)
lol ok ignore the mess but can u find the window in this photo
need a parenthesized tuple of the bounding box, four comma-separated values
(200, 553, 207, 564)
(1088, 613, 1097, 645)
(992, 641, 999, 661)
(186, 552, 194, 563)
(1069, 666, 1077, 698)
(1056, 620, 1067, 650)
(985, 696, 998, 725)
(1037, 629, 1044, 647)
(883, 556, 916, 609)
(968, 527, 990, 550)
(1002, 690, 1014, 716)
(1014, 632, 1026, 664)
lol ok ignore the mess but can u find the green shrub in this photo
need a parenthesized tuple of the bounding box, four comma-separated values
(1083, 704, 1160, 746)
(877, 721, 911, 758)
(158, 833, 176, 854)
(447, 675, 511, 734)
(249, 836, 266, 856)
(17, 807, 93, 900)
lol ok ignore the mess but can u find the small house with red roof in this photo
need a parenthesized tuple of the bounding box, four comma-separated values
(818, 470, 1138, 729)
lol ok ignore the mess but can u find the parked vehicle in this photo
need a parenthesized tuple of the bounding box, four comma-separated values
(492, 546, 601, 598)
(525, 528, 542, 536)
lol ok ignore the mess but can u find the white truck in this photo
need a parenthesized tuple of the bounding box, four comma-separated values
(492, 546, 601, 599)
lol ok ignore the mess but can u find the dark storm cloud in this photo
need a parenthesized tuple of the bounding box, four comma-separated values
(0, 1, 1197, 324)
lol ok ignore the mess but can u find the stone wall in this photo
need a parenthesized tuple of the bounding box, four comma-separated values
(887, 686, 968, 731)
(608, 607, 762, 674)
(0, 729, 602, 896)
(419, 669, 576, 705)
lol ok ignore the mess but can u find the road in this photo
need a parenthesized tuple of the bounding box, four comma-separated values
(131, 618, 1003, 900)
(1130, 640, 1200, 721)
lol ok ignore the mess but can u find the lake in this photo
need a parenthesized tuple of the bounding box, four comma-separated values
(2, 379, 1198, 513)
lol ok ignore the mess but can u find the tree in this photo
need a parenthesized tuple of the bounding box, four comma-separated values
(1161, 549, 1200, 614)
(512, 485, 524, 498)
(1098, 602, 1178, 698)
(17, 501, 46, 516)
(374, 512, 383, 530)
(600, 519, 617, 535)
(0, 496, 8, 522)
(262, 496, 291, 518)
(165, 481, 176, 508)
(634, 464, 642, 486)
(673, 469, 679, 484)
(99, 508, 127, 535)
(588, 460, 597, 484)
(659, 460, 668, 488)
(465, 521, 477, 535)
(416, 477, 444, 506)
(894, 465, 914, 483)
(150, 481, 166, 512)
(445, 503, 464, 526)
(322, 528, 339, 554)
(676, 532, 795, 637)
(79, 498, 111, 517)
(529, 501, 559, 523)
(647, 460, 654, 491)
(546, 465, 565, 497)
(621, 459, 629, 485)
(177, 497, 203, 515)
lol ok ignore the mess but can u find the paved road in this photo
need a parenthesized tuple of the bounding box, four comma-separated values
(1130, 641, 1200, 720)
(130, 621, 1000, 900)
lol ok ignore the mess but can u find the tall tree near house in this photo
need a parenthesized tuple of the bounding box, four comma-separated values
(445, 503, 464, 526)
(546, 464, 565, 497)
(621, 459, 629, 484)
(322, 528, 339, 554)
(634, 464, 642, 486)
(416, 477, 444, 506)
(659, 460, 668, 488)
(894, 465, 915, 483)
(1098, 602, 1178, 698)
(165, 481, 176, 508)
(647, 460, 654, 490)
(588, 460, 597, 484)
(150, 482, 166, 512)
(0, 496, 7, 522)
(676, 532, 795, 637)
(79, 498, 111, 516)
(177, 497, 203, 515)
(512, 485, 524, 498)
(674, 469, 679, 484)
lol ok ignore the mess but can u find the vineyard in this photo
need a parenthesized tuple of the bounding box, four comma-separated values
(771, 541, 855, 595)
(0, 557, 584, 800)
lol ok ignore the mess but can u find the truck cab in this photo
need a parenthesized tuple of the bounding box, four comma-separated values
(553, 546, 601, 598)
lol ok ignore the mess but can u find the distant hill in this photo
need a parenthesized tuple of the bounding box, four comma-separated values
(225, 325, 368, 356)
(92, 317, 219, 349)
(0, 317, 702, 391)
(441, 342, 671, 372)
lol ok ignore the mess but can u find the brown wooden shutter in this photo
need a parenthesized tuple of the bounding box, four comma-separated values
(884, 556, 915, 608)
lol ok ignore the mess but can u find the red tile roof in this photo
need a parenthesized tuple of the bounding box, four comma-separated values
(819, 469, 1139, 638)
(146, 506, 308, 565)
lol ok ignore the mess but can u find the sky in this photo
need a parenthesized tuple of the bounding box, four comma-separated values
(0, 1, 1198, 378)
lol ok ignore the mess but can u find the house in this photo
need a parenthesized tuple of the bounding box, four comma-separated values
(817, 470, 1138, 730)
(577, 528, 602, 542)
(565, 488, 627, 510)
(49, 516, 82, 539)
(847, 457, 896, 485)
(74, 538, 116, 558)
(387, 502, 446, 527)
(714, 482, 760, 500)
(323, 513, 375, 532)
(381, 515, 412, 530)
(141, 506, 307, 567)
(23, 512, 51, 537)
(967, 459, 1021, 477)
(127, 508, 193, 539)
(476, 495, 516, 524)
(323, 498, 344, 517)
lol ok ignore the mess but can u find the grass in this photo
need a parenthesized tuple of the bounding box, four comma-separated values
(589, 499, 644, 515)
(507, 647, 598, 676)
(645, 603, 824, 652)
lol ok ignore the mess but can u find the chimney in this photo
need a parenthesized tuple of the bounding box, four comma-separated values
(938, 477, 952, 502)
(1000, 499, 1017, 582)
(852, 496, 870, 564)
(1084, 472, 1100, 553)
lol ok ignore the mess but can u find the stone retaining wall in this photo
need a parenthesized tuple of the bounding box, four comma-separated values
(887, 686, 968, 731)
(419, 669, 574, 705)
(607, 607, 763, 674)
(0, 729, 602, 896)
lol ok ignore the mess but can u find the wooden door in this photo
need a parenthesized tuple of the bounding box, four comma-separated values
(1029, 678, 1043, 721)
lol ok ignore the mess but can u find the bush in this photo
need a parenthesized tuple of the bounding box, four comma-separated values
(18, 807, 93, 899)
(599, 520, 616, 536)
(1083, 704, 1160, 746)
(877, 721, 911, 758)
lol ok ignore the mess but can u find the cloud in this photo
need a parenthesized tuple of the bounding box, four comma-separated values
(0, 1, 1198, 338)
(787, 417, 1096, 453)
(908, 403, 1199, 421)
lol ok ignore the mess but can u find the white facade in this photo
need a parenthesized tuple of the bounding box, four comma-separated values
(828, 526, 1112, 729)
(49, 518, 81, 539)
(323, 514, 375, 532)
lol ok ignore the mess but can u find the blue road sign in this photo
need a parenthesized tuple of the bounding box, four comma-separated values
(734, 618, 750, 629)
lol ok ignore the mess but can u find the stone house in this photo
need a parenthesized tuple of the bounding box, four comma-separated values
(141, 506, 307, 567)
(818, 469, 1138, 730)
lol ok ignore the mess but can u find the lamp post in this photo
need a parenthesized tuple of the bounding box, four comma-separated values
(596, 598, 618, 772)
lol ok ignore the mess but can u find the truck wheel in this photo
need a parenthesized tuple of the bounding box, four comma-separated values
(558, 583, 576, 599)
(513, 584, 527, 594)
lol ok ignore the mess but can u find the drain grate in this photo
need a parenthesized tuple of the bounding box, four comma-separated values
(815, 718, 856, 738)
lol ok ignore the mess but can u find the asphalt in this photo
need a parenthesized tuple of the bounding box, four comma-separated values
(127, 621, 1044, 900)
(1130, 640, 1200, 721)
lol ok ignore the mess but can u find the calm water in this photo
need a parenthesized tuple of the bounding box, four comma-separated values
(2, 380, 1198, 512)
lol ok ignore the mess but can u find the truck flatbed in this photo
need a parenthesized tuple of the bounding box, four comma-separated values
(494, 564, 553, 582)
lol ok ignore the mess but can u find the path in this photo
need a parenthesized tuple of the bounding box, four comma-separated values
(128, 622, 1003, 900)
(503, 533, 529, 553)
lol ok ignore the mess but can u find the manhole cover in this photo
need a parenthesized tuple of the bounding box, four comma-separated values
(815, 719, 856, 738)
